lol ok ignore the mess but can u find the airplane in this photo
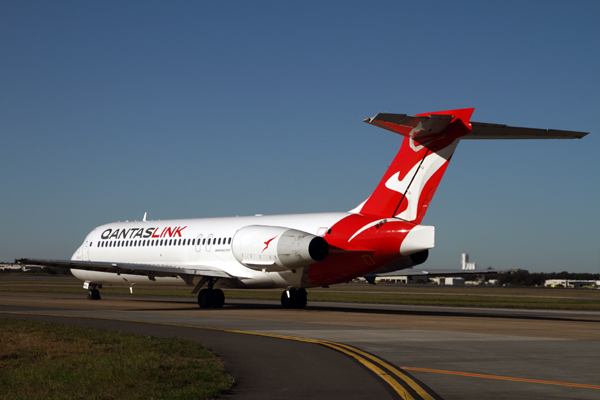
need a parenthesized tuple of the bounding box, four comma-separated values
(16, 108, 589, 309)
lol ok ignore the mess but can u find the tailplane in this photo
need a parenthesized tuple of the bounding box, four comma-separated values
(352, 108, 588, 223)
(354, 108, 473, 223)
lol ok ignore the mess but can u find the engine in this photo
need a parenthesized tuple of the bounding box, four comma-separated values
(232, 225, 328, 272)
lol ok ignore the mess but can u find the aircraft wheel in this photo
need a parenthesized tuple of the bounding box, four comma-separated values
(93, 289, 101, 300)
(87, 289, 94, 300)
(295, 288, 307, 309)
(281, 289, 307, 309)
(213, 289, 225, 308)
(281, 290, 293, 309)
(198, 289, 214, 308)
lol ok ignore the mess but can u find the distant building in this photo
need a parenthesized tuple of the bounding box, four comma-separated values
(430, 277, 466, 285)
(544, 279, 599, 288)
(462, 253, 476, 270)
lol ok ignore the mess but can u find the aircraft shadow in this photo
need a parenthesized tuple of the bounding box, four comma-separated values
(122, 297, 600, 324)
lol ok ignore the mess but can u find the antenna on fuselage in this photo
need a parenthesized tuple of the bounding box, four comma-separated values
(143, 212, 147, 222)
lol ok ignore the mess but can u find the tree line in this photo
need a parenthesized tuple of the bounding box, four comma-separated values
(466, 270, 599, 287)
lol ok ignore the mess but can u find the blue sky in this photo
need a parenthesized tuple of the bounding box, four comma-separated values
(1, 1, 598, 273)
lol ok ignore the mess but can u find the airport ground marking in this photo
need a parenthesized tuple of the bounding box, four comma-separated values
(402, 367, 600, 390)
(330, 342, 437, 400)
(323, 341, 416, 400)
(2, 311, 432, 400)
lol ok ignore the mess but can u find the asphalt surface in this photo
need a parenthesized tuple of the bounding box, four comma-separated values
(1, 290, 599, 400)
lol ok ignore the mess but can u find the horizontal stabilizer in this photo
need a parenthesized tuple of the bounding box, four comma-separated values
(466, 122, 588, 139)
(365, 112, 589, 140)
(363, 113, 453, 135)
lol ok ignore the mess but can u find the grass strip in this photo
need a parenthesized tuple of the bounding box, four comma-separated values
(0, 319, 234, 400)
(1, 277, 599, 310)
(223, 290, 600, 310)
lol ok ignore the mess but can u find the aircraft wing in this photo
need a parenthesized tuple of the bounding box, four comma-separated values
(396, 269, 504, 276)
(364, 269, 506, 279)
(15, 258, 233, 279)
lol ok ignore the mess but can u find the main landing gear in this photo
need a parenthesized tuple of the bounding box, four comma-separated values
(281, 288, 307, 309)
(86, 284, 101, 300)
(197, 278, 225, 308)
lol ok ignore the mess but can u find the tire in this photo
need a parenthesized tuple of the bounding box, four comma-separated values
(281, 290, 293, 309)
(213, 289, 225, 308)
(198, 289, 214, 308)
(295, 289, 307, 309)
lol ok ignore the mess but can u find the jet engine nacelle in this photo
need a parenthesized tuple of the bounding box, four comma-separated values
(232, 225, 329, 272)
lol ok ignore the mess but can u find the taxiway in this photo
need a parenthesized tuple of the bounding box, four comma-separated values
(1, 290, 599, 399)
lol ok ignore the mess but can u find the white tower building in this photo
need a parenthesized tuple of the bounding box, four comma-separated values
(461, 253, 476, 270)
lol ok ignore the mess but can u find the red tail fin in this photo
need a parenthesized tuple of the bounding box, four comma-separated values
(354, 108, 474, 223)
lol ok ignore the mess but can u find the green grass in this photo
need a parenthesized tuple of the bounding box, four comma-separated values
(0, 319, 234, 400)
(223, 289, 600, 310)
(2, 275, 600, 310)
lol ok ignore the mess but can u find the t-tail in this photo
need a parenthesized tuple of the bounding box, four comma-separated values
(354, 108, 473, 223)
(353, 107, 588, 223)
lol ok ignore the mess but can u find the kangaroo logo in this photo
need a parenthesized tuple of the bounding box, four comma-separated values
(262, 236, 277, 253)
(385, 142, 457, 220)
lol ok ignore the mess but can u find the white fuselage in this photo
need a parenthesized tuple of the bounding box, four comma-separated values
(70, 212, 349, 289)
